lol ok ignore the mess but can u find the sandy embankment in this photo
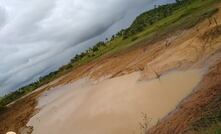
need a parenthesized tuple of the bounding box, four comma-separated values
(27, 69, 202, 134)
(1, 2, 221, 134)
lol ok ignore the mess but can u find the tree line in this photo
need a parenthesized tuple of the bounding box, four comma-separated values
(0, 0, 197, 107)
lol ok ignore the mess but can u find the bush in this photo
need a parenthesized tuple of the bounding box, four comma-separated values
(131, 36, 138, 41)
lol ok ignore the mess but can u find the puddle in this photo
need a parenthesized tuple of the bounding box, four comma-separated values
(27, 69, 203, 134)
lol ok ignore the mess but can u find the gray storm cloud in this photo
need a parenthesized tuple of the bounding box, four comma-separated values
(0, 0, 174, 95)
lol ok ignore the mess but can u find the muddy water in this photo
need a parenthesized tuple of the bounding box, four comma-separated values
(27, 69, 203, 134)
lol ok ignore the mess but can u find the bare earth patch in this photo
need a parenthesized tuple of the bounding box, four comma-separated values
(0, 2, 221, 134)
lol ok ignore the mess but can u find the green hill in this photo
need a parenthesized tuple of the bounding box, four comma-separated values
(0, 0, 219, 108)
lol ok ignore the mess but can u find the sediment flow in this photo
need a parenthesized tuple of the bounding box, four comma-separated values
(28, 69, 202, 134)
(1, 1, 221, 134)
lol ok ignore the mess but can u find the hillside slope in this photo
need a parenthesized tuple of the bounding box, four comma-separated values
(0, 0, 221, 133)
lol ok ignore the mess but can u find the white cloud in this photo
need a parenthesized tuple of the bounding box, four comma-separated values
(0, 0, 174, 95)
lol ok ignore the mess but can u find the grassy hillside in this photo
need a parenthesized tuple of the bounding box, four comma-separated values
(0, 0, 219, 108)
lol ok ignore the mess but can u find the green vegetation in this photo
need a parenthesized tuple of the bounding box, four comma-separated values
(122, 0, 193, 39)
(189, 98, 221, 134)
(0, 0, 219, 108)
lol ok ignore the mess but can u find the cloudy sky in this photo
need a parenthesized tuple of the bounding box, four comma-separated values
(0, 0, 174, 95)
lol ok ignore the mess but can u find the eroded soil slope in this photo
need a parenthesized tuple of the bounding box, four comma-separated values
(0, 2, 221, 134)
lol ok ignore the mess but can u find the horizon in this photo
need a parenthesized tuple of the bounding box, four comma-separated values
(0, 0, 175, 96)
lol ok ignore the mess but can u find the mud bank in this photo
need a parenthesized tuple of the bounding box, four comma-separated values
(27, 69, 202, 134)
